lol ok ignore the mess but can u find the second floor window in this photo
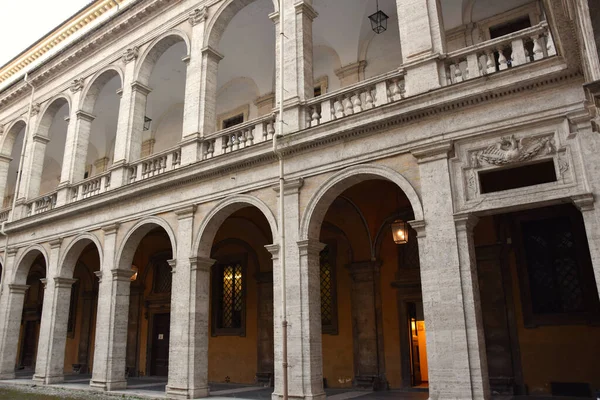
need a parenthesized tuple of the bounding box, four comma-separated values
(320, 242, 338, 334)
(222, 114, 244, 130)
(212, 259, 246, 336)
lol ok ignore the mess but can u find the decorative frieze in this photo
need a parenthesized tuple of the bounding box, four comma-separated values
(188, 6, 208, 26)
(474, 134, 555, 167)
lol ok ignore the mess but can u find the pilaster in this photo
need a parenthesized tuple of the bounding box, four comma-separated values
(197, 46, 224, 139)
(411, 142, 490, 400)
(0, 282, 29, 379)
(573, 193, 600, 298)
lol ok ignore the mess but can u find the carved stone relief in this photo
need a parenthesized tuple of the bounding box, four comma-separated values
(189, 6, 208, 26)
(123, 47, 139, 64)
(70, 78, 85, 93)
(474, 135, 555, 167)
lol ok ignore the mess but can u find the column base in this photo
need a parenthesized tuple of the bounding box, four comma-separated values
(90, 379, 127, 391)
(166, 385, 209, 399)
(33, 374, 65, 385)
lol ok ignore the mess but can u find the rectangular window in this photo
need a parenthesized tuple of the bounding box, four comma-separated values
(222, 114, 244, 130)
(320, 242, 338, 334)
(479, 160, 557, 194)
(212, 259, 246, 336)
(513, 205, 600, 326)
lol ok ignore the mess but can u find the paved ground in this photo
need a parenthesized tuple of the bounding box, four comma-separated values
(1, 372, 430, 400)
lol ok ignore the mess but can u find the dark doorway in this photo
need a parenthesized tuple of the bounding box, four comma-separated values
(20, 321, 39, 368)
(150, 313, 170, 376)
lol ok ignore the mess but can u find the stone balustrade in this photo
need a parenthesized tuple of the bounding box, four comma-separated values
(444, 22, 556, 85)
(70, 171, 112, 202)
(26, 192, 58, 216)
(202, 114, 276, 160)
(129, 146, 182, 183)
(305, 70, 406, 128)
(0, 208, 9, 223)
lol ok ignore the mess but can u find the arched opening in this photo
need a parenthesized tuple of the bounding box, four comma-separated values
(35, 97, 70, 196)
(474, 204, 600, 397)
(124, 226, 174, 377)
(138, 35, 188, 158)
(0, 120, 26, 209)
(207, 206, 274, 385)
(60, 241, 101, 377)
(212, 0, 275, 133)
(81, 69, 122, 180)
(14, 252, 47, 376)
(312, 0, 402, 94)
(303, 170, 427, 392)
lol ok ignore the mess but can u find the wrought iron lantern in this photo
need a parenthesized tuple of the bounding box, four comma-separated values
(369, 0, 389, 34)
(143, 116, 152, 131)
(391, 219, 409, 245)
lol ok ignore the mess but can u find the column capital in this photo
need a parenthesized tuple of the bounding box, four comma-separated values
(572, 193, 595, 212)
(268, 10, 279, 24)
(272, 178, 304, 195)
(54, 277, 77, 288)
(75, 110, 96, 122)
(40, 278, 48, 289)
(131, 81, 152, 95)
(201, 46, 224, 62)
(408, 219, 426, 238)
(167, 259, 177, 273)
(49, 237, 63, 249)
(6, 247, 18, 257)
(0, 154, 13, 163)
(175, 205, 196, 219)
(411, 141, 454, 163)
(102, 223, 120, 235)
(297, 239, 326, 256)
(8, 284, 29, 294)
(454, 214, 480, 233)
(111, 268, 132, 282)
(32, 134, 51, 145)
(94, 270, 103, 283)
(190, 257, 216, 272)
(294, 2, 318, 20)
(264, 244, 280, 259)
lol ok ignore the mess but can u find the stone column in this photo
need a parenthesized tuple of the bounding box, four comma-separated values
(180, 8, 208, 165)
(0, 283, 29, 378)
(346, 261, 386, 388)
(111, 48, 146, 188)
(197, 47, 223, 139)
(21, 134, 50, 200)
(33, 275, 77, 384)
(18, 107, 40, 202)
(573, 194, 600, 298)
(90, 224, 130, 391)
(270, 0, 317, 133)
(410, 142, 489, 400)
(166, 205, 210, 399)
(256, 271, 274, 382)
(395, 0, 445, 95)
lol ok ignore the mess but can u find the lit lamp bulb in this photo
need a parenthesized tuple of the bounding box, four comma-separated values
(391, 220, 408, 245)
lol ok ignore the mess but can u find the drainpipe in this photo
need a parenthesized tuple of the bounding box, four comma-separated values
(273, 1, 288, 400)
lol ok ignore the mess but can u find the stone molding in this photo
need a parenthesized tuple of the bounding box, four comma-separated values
(49, 238, 63, 249)
(8, 284, 29, 294)
(0, 154, 13, 163)
(122, 46, 139, 64)
(572, 193, 595, 212)
(190, 256, 216, 272)
(167, 258, 177, 273)
(111, 268, 132, 281)
(31, 134, 51, 145)
(201, 46, 224, 62)
(101, 223, 119, 235)
(69, 78, 85, 93)
(264, 244, 280, 260)
(272, 178, 304, 195)
(6, 247, 18, 257)
(76, 110, 96, 122)
(297, 239, 326, 256)
(93, 270, 103, 283)
(454, 214, 480, 233)
(40, 278, 48, 289)
(334, 60, 367, 81)
(407, 220, 426, 238)
(130, 81, 152, 96)
(411, 141, 454, 163)
(294, 1, 318, 20)
(54, 277, 77, 288)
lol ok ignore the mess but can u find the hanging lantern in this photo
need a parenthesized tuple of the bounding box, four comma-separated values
(391, 219, 408, 245)
(369, 0, 389, 34)
(143, 116, 152, 131)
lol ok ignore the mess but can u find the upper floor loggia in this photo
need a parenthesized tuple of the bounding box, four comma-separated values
(0, 0, 587, 224)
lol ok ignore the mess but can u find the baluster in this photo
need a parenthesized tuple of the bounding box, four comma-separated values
(352, 91, 363, 114)
(343, 95, 353, 116)
(240, 130, 248, 148)
(511, 38, 527, 66)
(453, 61, 463, 83)
(311, 106, 320, 126)
(485, 51, 496, 74)
(532, 35, 544, 61)
(389, 79, 399, 101)
(232, 133, 240, 151)
(364, 88, 374, 110)
(267, 121, 275, 140)
(466, 53, 482, 80)
(247, 128, 254, 146)
(498, 47, 509, 70)
(545, 31, 556, 56)
(334, 97, 345, 119)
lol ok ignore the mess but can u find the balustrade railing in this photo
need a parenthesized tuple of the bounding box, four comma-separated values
(26, 192, 58, 216)
(305, 71, 405, 129)
(0, 208, 10, 223)
(202, 114, 276, 160)
(444, 22, 556, 85)
(129, 146, 182, 183)
(70, 170, 112, 202)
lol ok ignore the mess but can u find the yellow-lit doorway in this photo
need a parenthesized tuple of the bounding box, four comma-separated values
(408, 302, 428, 387)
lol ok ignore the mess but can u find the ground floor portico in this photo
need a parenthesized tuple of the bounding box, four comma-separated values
(0, 116, 599, 399)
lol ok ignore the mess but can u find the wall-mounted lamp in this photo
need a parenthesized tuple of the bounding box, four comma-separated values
(143, 116, 152, 131)
(369, 0, 389, 34)
(130, 265, 138, 281)
(391, 219, 408, 245)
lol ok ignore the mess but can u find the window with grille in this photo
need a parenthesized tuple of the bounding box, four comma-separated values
(151, 253, 173, 294)
(514, 206, 600, 326)
(320, 242, 338, 334)
(212, 258, 246, 336)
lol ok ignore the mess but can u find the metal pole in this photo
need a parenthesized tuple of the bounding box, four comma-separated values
(272, 1, 288, 400)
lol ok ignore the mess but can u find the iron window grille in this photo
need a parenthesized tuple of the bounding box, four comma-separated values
(320, 242, 338, 335)
(212, 256, 247, 336)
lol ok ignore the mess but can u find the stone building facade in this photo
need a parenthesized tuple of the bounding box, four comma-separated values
(0, 0, 599, 399)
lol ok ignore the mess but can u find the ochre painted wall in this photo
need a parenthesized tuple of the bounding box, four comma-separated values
(475, 215, 600, 395)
